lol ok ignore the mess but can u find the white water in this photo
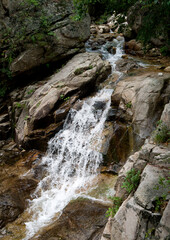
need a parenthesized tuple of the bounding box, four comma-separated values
(86, 35, 125, 75)
(25, 89, 113, 239)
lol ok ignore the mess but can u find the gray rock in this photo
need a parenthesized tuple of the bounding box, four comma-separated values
(134, 165, 169, 209)
(111, 72, 170, 141)
(161, 103, 170, 128)
(155, 200, 170, 239)
(14, 52, 111, 148)
(110, 197, 161, 240)
(0, 0, 91, 77)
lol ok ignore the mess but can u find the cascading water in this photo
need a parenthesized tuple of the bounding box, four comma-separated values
(86, 35, 125, 75)
(24, 89, 113, 239)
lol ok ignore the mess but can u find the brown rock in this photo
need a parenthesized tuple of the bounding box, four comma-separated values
(35, 198, 108, 240)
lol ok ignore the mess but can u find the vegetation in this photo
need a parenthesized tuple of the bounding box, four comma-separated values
(126, 102, 132, 108)
(73, 0, 170, 53)
(153, 120, 170, 144)
(106, 196, 123, 217)
(153, 176, 170, 213)
(121, 168, 141, 193)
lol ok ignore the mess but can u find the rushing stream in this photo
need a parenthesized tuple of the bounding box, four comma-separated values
(24, 36, 125, 239)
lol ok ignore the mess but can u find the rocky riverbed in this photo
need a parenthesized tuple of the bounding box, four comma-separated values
(0, 2, 170, 240)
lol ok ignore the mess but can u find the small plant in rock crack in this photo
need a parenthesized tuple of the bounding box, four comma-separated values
(126, 101, 132, 108)
(153, 176, 170, 213)
(121, 168, 141, 194)
(105, 196, 122, 218)
(153, 120, 170, 144)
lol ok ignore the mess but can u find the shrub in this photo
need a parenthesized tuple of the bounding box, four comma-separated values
(121, 168, 141, 193)
(153, 121, 170, 144)
(106, 196, 122, 217)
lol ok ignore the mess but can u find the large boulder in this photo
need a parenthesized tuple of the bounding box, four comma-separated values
(0, 0, 90, 79)
(12, 52, 111, 150)
(111, 72, 170, 143)
(33, 198, 108, 240)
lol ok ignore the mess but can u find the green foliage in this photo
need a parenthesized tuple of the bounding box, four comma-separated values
(153, 176, 170, 213)
(15, 102, 26, 108)
(154, 195, 166, 212)
(121, 168, 141, 193)
(145, 228, 155, 240)
(154, 176, 170, 190)
(73, 0, 137, 19)
(106, 196, 122, 217)
(160, 46, 169, 56)
(153, 121, 170, 144)
(137, 0, 170, 49)
(126, 102, 132, 108)
(27, 88, 35, 95)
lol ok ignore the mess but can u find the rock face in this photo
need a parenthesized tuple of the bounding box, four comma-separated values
(0, 0, 90, 78)
(111, 72, 170, 144)
(101, 100, 170, 240)
(0, 147, 42, 229)
(12, 52, 111, 150)
(34, 198, 108, 240)
(101, 141, 170, 240)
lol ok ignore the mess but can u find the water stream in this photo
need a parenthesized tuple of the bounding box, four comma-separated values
(24, 36, 125, 239)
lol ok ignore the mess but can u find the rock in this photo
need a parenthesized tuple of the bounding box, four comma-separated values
(161, 103, 170, 127)
(0, 113, 9, 123)
(164, 66, 170, 72)
(35, 198, 108, 240)
(0, 122, 11, 140)
(14, 52, 111, 149)
(0, 178, 37, 229)
(0, 0, 91, 78)
(107, 46, 116, 54)
(0, 190, 24, 229)
(115, 58, 140, 72)
(150, 37, 164, 47)
(155, 200, 170, 239)
(102, 121, 133, 167)
(134, 164, 169, 209)
(125, 39, 142, 52)
(111, 72, 170, 141)
(101, 217, 112, 240)
(110, 197, 161, 240)
(98, 24, 110, 33)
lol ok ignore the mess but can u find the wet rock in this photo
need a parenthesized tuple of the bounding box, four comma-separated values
(14, 52, 111, 149)
(93, 101, 106, 111)
(102, 121, 132, 166)
(125, 39, 142, 51)
(0, 178, 37, 229)
(107, 46, 116, 54)
(115, 58, 140, 72)
(35, 198, 108, 240)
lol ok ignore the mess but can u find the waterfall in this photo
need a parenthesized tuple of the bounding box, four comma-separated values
(24, 88, 113, 239)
